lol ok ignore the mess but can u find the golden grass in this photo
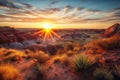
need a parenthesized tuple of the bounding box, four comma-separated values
(52, 54, 70, 66)
(85, 35, 120, 51)
(4, 49, 27, 63)
(0, 64, 21, 80)
(28, 51, 50, 64)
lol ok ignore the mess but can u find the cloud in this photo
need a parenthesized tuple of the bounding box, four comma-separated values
(113, 7, 120, 10)
(56, 7, 120, 24)
(0, 1, 119, 24)
(22, 3, 33, 8)
(50, 0, 59, 5)
(63, 5, 73, 14)
(0, 0, 22, 9)
(49, 0, 60, 6)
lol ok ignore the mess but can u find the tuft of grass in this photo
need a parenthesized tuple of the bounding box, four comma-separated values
(93, 68, 114, 80)
(73, 54, 92, 71)
(0, 64, 21, 80)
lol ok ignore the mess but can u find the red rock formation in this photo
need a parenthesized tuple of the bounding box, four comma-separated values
(0, 26, 36, 44)
(102, 23, 120, 37)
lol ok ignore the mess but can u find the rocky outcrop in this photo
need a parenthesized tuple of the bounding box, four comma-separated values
(0, 26, 36, 44)
(102, 23, 120, 37)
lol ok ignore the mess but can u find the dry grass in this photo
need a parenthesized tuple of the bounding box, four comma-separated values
(1, 49, 27, 63)
(0, 64, 21, 80)
(52, 54, 68, 64)
(28, 51, 50, 64)
(88, 35, 120, 50)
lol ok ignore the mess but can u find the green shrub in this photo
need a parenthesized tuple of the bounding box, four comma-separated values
(93, 68, 114, 80)
(0, 64, 21, 80)
(73, 54, 91, 71)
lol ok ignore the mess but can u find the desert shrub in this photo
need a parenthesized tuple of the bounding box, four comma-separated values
(73, 46, 80, 52)
(67, 44, 74, 50)
(67, 50, 74, 56)
(52, 54, 69, 64)
(0, 48, 7, 55)
(24, 49, 33, 54)
(46, 44, 63, 55)
(52, 54, 71, 67)
(65, 44, 74, 51)
(0, 64, 21, 80)
(93, 68, 114, 80)
(73, 54, 92, 71)
(28, 51, 50, 64)
(4, 49, 27, 63)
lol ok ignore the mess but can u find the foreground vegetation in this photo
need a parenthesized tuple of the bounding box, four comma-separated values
(0, 35, 120, 80)
(0, 64, 20, 80)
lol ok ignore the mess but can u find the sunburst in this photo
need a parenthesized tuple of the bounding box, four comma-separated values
(33, 23, 61, 42)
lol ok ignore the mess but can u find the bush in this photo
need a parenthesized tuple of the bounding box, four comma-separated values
(0, 64, 21, 80)
(93, 68, 114, 80)
(28, 51, 50, 64)
(46, 44, 63, 55)
(67, 50, 74, 56)
(4, 49, 27, 63)
(53, 54, 68, 64)
(52, 54, 71, 68)
(73, 54, 92, 71)
(67, 44, 74, 50)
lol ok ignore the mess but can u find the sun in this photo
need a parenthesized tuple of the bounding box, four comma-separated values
(43, 24, 52, 30)
(42, 23, 53, 32)
(33, 22, 61, 42)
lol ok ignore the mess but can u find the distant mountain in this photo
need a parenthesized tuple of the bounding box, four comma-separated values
(102, 23, 120, 37)
(0, 26, 36, 44)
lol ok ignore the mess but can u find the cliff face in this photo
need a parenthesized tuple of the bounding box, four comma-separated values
(102, 23, 120, 37)
(0, 26, 36, 44)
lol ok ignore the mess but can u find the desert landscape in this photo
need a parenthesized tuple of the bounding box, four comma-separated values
(0, 23, 120, 80)
(0, 0, 120, 80)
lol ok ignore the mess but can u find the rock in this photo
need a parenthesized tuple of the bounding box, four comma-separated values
(102, 23, 120, 37)
(0, 26, 36, 44)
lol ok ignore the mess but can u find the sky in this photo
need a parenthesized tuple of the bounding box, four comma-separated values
(0, 0, 120, 29)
